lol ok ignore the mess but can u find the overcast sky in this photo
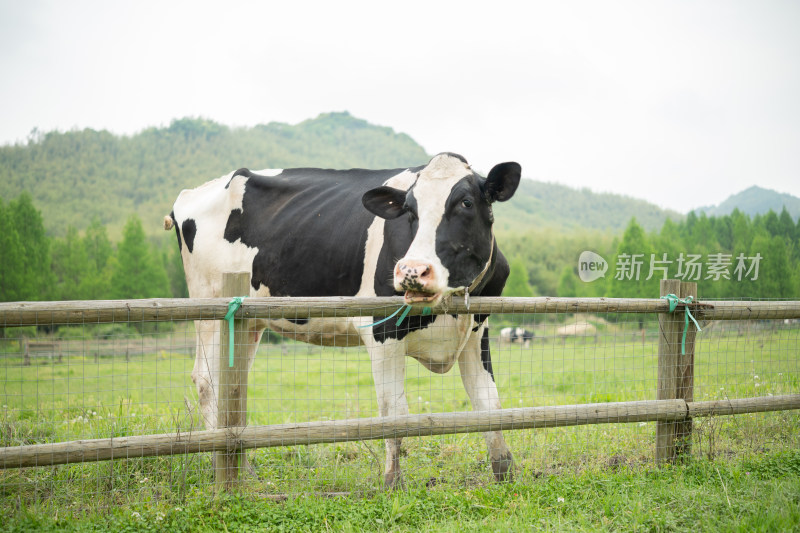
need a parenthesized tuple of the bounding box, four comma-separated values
(2, 1, 798, 213)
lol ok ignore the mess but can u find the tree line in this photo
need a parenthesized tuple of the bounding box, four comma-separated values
(0, 192, 186, 303)
(503, 207, 799, 300)
(2, 191, 798, 304)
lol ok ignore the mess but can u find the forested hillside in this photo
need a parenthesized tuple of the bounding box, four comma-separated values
(501, 207, 800, 299)
(494, 179, 681, 236)
(696, 186, 800, 219)
(0, 112, 429, 239)
(1, 112, 679, 239)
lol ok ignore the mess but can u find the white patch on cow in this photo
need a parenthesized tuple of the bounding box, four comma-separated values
(357, 169, 418, 299)
(398, 154, 472, 295)
(173, 169, 283, 298)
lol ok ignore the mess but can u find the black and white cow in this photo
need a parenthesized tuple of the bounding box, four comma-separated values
(165, 153, 521, 487)
(499, 327, 534, 348)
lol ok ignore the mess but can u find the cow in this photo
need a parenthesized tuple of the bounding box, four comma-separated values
(165, 153, 521, 487)
(499, 327, 534, 348)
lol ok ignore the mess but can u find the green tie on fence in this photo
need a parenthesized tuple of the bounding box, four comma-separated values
(660, 293, 702, 355)
(225, 296, 247, 367)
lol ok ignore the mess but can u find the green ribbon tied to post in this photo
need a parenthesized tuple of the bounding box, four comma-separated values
(660, 293, 702, 355)
(224, 296, 247, 367)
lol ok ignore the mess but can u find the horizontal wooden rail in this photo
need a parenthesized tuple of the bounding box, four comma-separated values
(2, 395, 798, 469)
(2, 297, 799, 327)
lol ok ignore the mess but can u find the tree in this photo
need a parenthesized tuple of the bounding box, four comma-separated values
(557, 265, 577, 297)
(503, 257, 535, 297)
(164, 245, 189, 298)
(0, 199, 26, 302)
(608, 218, 658, 299)
(8, 192, 52, 300)
(111, 215, 169, 299)
(51, 226, 90, 300)
(82, 219, 114, 299)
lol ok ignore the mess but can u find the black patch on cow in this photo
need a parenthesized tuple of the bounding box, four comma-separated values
(224, 209, 243, 243)
(287, 318, 309, 325)
(221, 167, 411, 295)
(182, 219, 197, 253)
(372, 314, 437, 343)
(171, 211, 183, 252)
(480, 328, 495, 381)
(433, 177, 496, 289)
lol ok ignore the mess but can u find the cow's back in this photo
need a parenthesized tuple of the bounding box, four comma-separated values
(171, 166, 409, 300)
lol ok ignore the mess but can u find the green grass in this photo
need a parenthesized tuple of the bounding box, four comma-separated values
(1, 318, 799, 530)
(2, 453, 800, 532)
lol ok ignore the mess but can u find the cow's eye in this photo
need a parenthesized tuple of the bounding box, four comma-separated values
(461, 199, 473, 209)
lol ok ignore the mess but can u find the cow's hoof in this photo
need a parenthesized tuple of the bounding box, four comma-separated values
(492, 453, 515, 482)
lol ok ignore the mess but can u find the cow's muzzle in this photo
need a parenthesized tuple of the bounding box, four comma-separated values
(394, 260, 442, 304)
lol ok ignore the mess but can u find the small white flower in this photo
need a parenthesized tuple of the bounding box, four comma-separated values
(174, 507, 183, 512)
(638, 422, 647, 427)
(557, 497, 565, 503)
(131, 512, 141, 519)
(139, 477, 148, 484)
(753, 375, 759, 380)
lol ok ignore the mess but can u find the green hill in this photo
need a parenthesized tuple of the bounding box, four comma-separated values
(695, 185, 800, 219)
(496, 179, 682, 236)
(0, 112, 429, 239)
(1, 112, 679, 239)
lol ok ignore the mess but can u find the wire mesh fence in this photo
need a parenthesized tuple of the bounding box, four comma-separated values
(1, 292, 799, 509)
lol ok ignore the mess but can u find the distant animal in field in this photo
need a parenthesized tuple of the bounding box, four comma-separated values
(499, 326, 534, 347)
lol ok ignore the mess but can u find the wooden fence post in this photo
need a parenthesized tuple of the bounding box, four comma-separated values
(215, 271, 251, 493)
(656, 279, 697, 463)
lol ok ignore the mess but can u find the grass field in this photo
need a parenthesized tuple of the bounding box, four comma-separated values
(1, 315, 799, 530)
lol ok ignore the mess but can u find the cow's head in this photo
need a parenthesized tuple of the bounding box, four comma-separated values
(362, 153, 521, 305)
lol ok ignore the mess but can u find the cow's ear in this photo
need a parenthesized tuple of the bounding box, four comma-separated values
(484, 162, 521, 202)
(362, 186, 407, 219)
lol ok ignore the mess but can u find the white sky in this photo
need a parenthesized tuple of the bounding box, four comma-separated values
(2, 0, 799, 213)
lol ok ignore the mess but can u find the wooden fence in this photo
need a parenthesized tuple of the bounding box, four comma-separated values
(2, 276, 800, 492)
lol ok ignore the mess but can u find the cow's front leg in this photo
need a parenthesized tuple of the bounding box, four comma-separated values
(458, 323, 514, 481)
(368, 340, 408, 489)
